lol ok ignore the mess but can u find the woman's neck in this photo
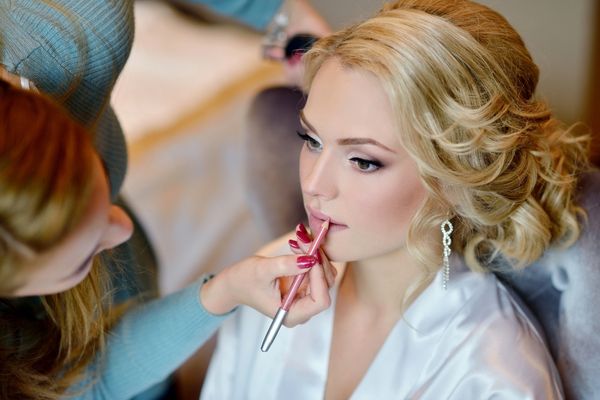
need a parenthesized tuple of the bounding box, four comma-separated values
(324, 247, 429, 399)
(341, 247, 426, 315)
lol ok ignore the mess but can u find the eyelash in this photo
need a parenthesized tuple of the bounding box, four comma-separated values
(297, 131, 321, 151)
(349, 157, 383, 172)
(296, 131, 384, 173)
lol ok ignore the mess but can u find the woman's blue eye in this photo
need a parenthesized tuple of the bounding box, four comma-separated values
(350, 157, 383, 172)
(296, 131, 322, 151)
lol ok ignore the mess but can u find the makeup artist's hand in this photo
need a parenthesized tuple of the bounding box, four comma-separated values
(288, 224, 335, 272)
(272, 0, 330, 86)
(286, 223, 336, 298)
(200, 253, 334, 326)
(286, 0, 330, 39)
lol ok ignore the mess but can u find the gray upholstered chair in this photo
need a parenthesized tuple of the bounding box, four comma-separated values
(498, 171, 600, 399)
(244, 86, 600, 399)
(244, 87, 306, 242)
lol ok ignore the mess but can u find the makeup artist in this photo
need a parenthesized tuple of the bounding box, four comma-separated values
(0, 81, 336, 399)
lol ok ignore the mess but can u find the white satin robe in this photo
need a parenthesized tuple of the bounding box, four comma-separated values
(201, 242, 563, 400)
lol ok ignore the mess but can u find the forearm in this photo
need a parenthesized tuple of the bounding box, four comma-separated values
(86, 276, 230, 399)
(177, 0, 283, 30)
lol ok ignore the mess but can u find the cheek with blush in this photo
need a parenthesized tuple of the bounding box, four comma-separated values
(324, 173, 427, 262)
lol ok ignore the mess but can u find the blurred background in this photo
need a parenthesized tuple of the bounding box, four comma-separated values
(111, 1, 598, 396)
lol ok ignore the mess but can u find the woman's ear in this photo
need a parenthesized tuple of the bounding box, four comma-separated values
(98, 205, 133, 252)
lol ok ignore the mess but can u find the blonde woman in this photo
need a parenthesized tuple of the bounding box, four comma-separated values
(202, 1, 591, 398)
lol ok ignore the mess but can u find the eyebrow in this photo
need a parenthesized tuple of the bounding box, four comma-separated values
(299, 110, 397, 154)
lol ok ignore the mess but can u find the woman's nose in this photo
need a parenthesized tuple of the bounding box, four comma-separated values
(301, 151, 337, 200)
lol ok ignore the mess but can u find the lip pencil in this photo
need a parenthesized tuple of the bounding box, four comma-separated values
(260, 219, 330, 352)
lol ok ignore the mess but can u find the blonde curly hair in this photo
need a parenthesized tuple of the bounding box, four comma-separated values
(303, 0, 590, 277)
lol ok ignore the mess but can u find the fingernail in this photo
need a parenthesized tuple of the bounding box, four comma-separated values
(296, 223, 308, 236)
(315, 251, 322, 264)
(297, 255, 317, 269)
(296, 230, 311, 244)
(288, 239, 300, 250)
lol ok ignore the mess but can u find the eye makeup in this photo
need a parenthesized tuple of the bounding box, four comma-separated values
(296, 130, 322, 151)
(349, 156, 383, 172)
(297, 130, 385, 173)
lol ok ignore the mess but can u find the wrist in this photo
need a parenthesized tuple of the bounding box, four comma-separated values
(199, 271, 238, 315)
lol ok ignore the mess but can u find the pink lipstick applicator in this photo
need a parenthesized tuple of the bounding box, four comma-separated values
(260, 219, 330, 352)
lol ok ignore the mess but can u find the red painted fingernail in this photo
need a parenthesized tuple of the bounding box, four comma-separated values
(315, 251, 322, 264)
(297, 255, 317, 269)
(296, 223, 308, 236)
(288, 239, 300, 250)
(296, 230, 310, 243)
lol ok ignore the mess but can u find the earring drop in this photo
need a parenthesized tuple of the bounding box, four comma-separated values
(441, 219, 453, 290)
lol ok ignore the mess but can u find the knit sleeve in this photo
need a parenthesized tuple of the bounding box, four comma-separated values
(183, 0, 284, 30)
(76, 276, 231, 399)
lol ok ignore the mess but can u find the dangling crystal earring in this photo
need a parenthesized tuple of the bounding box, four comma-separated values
(441, 219, 453, 290)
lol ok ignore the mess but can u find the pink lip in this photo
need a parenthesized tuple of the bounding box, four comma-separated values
(306, 207, 348, 234)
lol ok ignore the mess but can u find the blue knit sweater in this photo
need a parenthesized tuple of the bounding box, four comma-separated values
(75, 278, 231, 399)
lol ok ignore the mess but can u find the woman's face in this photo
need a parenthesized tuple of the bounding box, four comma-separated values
(12, 156, 133, 296)
(300, 59, 427, 262)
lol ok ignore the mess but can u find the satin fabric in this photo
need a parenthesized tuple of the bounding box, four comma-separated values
(201, 242, 563, 399)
